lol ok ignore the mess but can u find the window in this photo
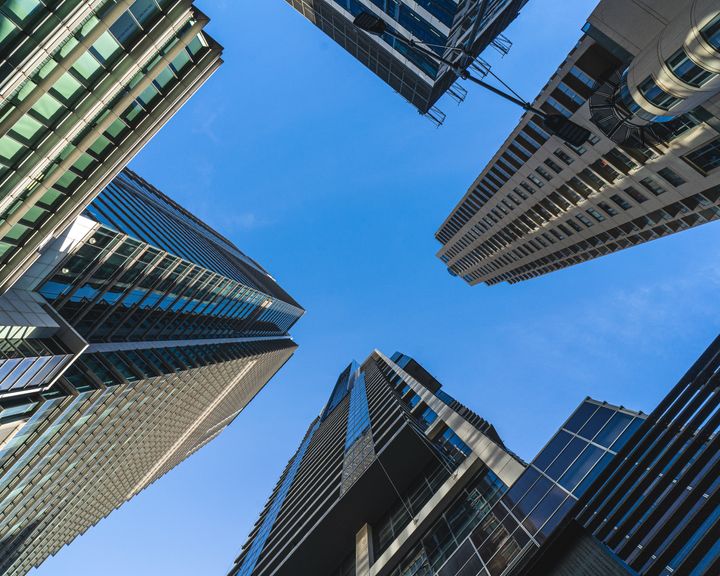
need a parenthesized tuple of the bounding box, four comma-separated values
(0, 14, 18, 47)
(576, 213, 593, 227)
(520, 182, 537, 196)
(546, 96, 573, 118)
(544, 158, 563, 174)
(605, 148, 637, 173)
(535, 166, 553, 181)
(568, 65, 598, 89)
(684, 138, 720, 174)
(666, 48, 715, 87)
(639, 176, 666, 196)
(598, 201, 618, 217)
(558, 224, 573, 236)
(657, 167, 686, 187)
(610, 194, 632, 210)
(565, 141, 587, 155)
(513, 187, 528, 200)
(527, 174, 544, 188)
(586, 208, 606, 222)
(420, 407, 437, 428)
(566, 219, 583, 233)
(554, 148, 574, 165)
(557, 82, 585, 106)
(638, 76, 681, 110)
(579, 168, 605, 192)
(2, 0, 43, 23)
(408, 393, 421, 409)
(624, 186, 648, 204)
(700, 13, 720, 51)
(587, 132, 601, 145)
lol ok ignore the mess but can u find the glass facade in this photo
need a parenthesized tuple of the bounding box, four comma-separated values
(384, 465, 507, 574)
(685, 138, 720, 174)
(285, 0, 528, 115)
(235, 420, 320, 576)
(576, 336, 720, 576)
(345, 372, 371, 450)
(0, 166, 302, 575)
(402, 400, 646, 576)
(0, 0, 222, 290)
(32, 169, 303, 344)
(231, 350, 524, 576)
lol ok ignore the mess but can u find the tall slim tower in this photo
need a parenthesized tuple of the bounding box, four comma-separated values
(0, 169, 303, 576)
(227, 349, 653, 576)
(229, 350, 528, 576)
(436, 0, 720, 285)
(0, 0, 222, 292)
(283, 0, 528, 122)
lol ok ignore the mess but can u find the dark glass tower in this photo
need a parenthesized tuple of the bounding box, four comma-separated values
(284, 0, 528, 122)
(0, 169, 303, 576)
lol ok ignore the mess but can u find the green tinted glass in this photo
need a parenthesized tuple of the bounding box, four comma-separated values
(4, 0, 43, 22)
(0, 15, 17, 44)
(31, 93, 62, 121)
(53, 72, 82, 101)
(0, 135, 24, 162)
(92, 31, 121, 63)
(72, 52, 102, 81)
(11, 114, 43, 142)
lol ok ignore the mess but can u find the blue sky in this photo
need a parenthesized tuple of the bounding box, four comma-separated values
(33, 0, 720, 574)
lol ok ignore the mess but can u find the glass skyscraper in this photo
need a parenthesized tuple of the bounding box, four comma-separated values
(228, 350, 530, 576)
(0, 169, 303, 576)
(229, 337, 720, 576)
(283, 0, 528, 122)
(0, 0, 222, 293)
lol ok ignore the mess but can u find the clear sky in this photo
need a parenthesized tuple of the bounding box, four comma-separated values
(32, 0, 720, 574)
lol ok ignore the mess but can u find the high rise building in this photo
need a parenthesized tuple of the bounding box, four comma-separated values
(0, 0, 222, 293)
(228, 350, 647, 576)
(283, 0, 528, 122)
(436, 0, 720, 286)
(230, 335, 720, 575)
(0, 169, 304, 576)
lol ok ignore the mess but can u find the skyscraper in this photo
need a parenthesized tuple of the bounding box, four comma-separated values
(283, 0, 528, 122)
(0, 0, 222, 293)
(436, 0, 720, 286)
(228, 350, 647, 576)
(230, 335, 720, 575)
(0, 169, 304, 576)
(518, 334, 720, 576)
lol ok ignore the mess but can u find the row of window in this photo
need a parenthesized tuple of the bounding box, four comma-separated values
(483, 188, 720, 284)
(436, 61, 602, 245)
(38, 224, 297, 342)
(87, 172, 275, 295)
(384, 465, 506, 574)
(443, 123, 607, 265)
(450, 128, 703, 280)
(633, 13, 720, 116)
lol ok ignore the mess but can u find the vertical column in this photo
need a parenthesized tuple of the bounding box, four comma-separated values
(355, 523, 374, 576)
